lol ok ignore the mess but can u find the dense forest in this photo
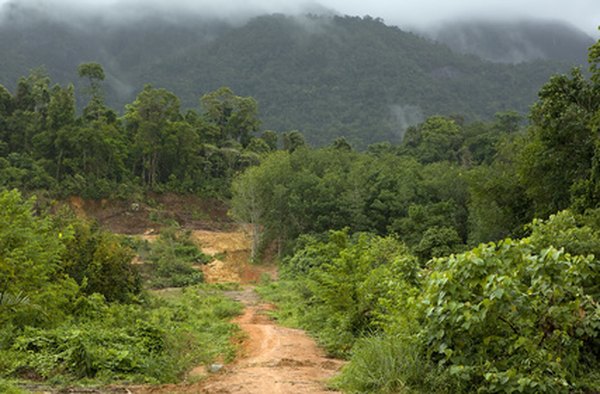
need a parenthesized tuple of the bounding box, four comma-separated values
(0, 9, 599, 393)
(0, 8, 592, 146)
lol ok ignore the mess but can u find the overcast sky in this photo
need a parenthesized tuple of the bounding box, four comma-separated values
(1, 0, 599, 36)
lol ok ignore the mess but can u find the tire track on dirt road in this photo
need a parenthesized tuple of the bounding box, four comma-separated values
(198, 287, 344, 394)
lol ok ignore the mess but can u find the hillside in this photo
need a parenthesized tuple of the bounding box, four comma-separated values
(0, 9, 587, 146)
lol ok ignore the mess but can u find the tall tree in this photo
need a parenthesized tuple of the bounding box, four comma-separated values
(125, 85, 181, 188)
(201, 87, 260, 147)
(519, 67, 599, 216)
(78, 62, 107, 121)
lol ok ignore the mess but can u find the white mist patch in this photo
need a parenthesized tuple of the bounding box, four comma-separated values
(390, 104, 423, 141)
(105, 73, 134, 100)
(290, 12, 336, 35)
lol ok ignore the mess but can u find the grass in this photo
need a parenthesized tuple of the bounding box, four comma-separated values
(255, 280, 306, 328)
(0, 379, 28, 394)
(331, 335, 425, 394)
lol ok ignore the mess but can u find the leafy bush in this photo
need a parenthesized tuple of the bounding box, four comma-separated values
(420, 237, 599, 392)
(0, 189, 79, 329)
(268, 212, 600, 393)
(137, 226, 211, 288)
(261, 229, 421, 357)
(58, 213, 142, 303)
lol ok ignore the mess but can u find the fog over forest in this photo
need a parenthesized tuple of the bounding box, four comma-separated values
(1, 0, 598, 37)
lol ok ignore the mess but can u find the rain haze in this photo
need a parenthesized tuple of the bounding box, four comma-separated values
(0, 0, 598, 36)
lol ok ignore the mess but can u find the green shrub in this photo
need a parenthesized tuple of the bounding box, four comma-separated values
(138, 226, 211, 289)
(269, 212, 600, 393)
(0, 189, 79, 329)
(58, 213, 142, 303)
(262, 229, 421, 357)
(421, 237, 599, 392)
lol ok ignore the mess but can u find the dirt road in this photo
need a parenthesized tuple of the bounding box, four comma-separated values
(132, 287, 343, 394)
(131, 229, 344, 394)
(199, 287, 344, 394)
(60, 200, 344, 393)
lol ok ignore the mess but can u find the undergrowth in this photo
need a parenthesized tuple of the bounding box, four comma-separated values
(132, 226, 212, 289)
(0, 285, 242, 387)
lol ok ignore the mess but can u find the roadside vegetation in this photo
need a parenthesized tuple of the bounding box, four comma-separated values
(0, 190, 241, 389)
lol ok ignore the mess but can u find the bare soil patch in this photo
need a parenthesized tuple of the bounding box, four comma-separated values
(193, 228, 277, 284)
(63, 193, 233, 234)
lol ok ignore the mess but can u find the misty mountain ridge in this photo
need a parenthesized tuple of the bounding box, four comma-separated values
(430, 19, 595, 64)
(0, 7, 592, 146)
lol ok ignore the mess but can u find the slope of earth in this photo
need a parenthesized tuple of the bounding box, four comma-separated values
(64, 193, 233, 234)
(0, 8, 584, 147)
(193, 228, 277, 284)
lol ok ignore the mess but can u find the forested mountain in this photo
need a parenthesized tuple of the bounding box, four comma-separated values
(0, 7, 589, 146)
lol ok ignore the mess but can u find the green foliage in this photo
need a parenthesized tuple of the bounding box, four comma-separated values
(138, 227, 210, 289)
(0, 191, 241, 387)
(264, 229, 420, 357)
(467, 153, 533, 245)
(0, 189, 78, 329)
(420, 235, 599, 392)
(0, 13, 575, 147)
(58, 214, 142, 303)
(0, 66, 269, 198)
(401, 116, 463, 163)
(0, 153, 56, 191)
(231, 145, 474, 258)
(200, 87, 260, 147)
(518, 67, 599, 216)
(263, 210, 600, 393)
(414, 226, 463, 261)
(0, 286, 241, 383)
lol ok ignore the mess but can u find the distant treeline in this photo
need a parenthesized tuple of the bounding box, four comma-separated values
(0, 64, 295, 199)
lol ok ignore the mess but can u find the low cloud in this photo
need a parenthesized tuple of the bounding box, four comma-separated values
(1, 0, 598, 36)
